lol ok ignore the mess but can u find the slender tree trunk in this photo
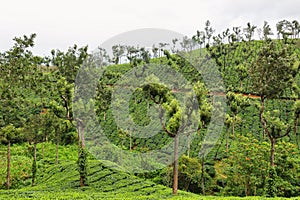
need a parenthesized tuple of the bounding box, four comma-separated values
(6, 140, 10, 190)
(245, 177, 250, 196)
(78, 121, 86, 187)
(77, 122, 84, 156)
(187, 134, 190, 157)
(173, 134, 179, 195)
(80, 176, 84, 187)
(270, 137, 275, 167)
(201, 157, 205, 195)
(260, 97, 276, 167)
(260, 98, 266, 139)
(34, 142, 37, 166)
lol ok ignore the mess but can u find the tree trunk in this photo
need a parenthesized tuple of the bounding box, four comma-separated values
(260, 98, 266, 139)
(187, 133, 190, 157)
(77, 121, 84, 156)
(270, 137, 275, 167)
(201, 157, 205, 195)
(78, 121, 86, 187)
(79, 122, 85, 148)
(80, 176, 84, 187)
(34, 142, 37, 163)
(245, 177, 250, 196)
(6, 140, 10, 190)
(173, 134, 179, 195)
(78, 126, 81, 157)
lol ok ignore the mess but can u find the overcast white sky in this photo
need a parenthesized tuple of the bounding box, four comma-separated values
(1, 0, 299, 56)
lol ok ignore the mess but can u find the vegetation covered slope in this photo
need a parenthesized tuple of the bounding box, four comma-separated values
(1, 19, 300, 199)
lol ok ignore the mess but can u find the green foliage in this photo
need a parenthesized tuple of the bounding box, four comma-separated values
(222, 134, 269, 196)
(222, 134, 300, 197)
(249, 40, 299, 99)
(77, 147, 88, 186)
(170, 155, 202, 192)
(31, 159, 37, 183)
(266, 167, 277, 197)
(1, 23, 300, 198)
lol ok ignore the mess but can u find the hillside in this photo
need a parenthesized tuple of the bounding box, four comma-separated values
(0, 144, 298, 200)
(0, 143, 200, 199)
(1, 27, 300, 199)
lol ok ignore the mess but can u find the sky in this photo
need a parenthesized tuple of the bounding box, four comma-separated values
(1, 0, 300, 56)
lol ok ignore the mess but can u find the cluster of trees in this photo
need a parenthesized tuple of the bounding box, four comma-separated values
(0, 34, 88, 189)
(0, 19, 300, 198)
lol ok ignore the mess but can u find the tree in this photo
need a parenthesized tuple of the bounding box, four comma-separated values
(226, 92, 250, 138)
(25, 113, 46, 186)
(51, 45, 88, 84)
(192, 30, 205, 53)
(276, 20, 293, 41)
(0, 34, 44, 189)
(249, 40, 299, 167)
(244, 22, 257, 42)
(0, 124, 22, 189)
(51, 45, 89, 186)
(0, 34, 44, 129)
(223, 134, 269, 196)
(166, 155, 202, 192)
(142, 83, 181, 194)
(141, 80, 201, 195)
(262, 21, 273, 41)
(112, 45, 125, 64)
(204, 20, 215, 46)
(233, 27, 242, 42)
(292, 20, 300, 38)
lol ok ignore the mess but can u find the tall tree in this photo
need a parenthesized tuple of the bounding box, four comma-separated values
(292, 20, 300, 38)
(25, 113, 46, 186)
(276, 20, 293, 41)
(51, 44, 89, 186)
(244, 22, 257, 42)
(262, 21, 273, 41)
(0, 124, 22, 189)
(0, 34, 44, 189)
(249, 40, 299, 167)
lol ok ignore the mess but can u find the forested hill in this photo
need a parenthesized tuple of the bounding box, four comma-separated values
(1, 20, 300, 199)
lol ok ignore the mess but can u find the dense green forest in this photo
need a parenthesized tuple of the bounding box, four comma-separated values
(1, 20, 300, 199)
